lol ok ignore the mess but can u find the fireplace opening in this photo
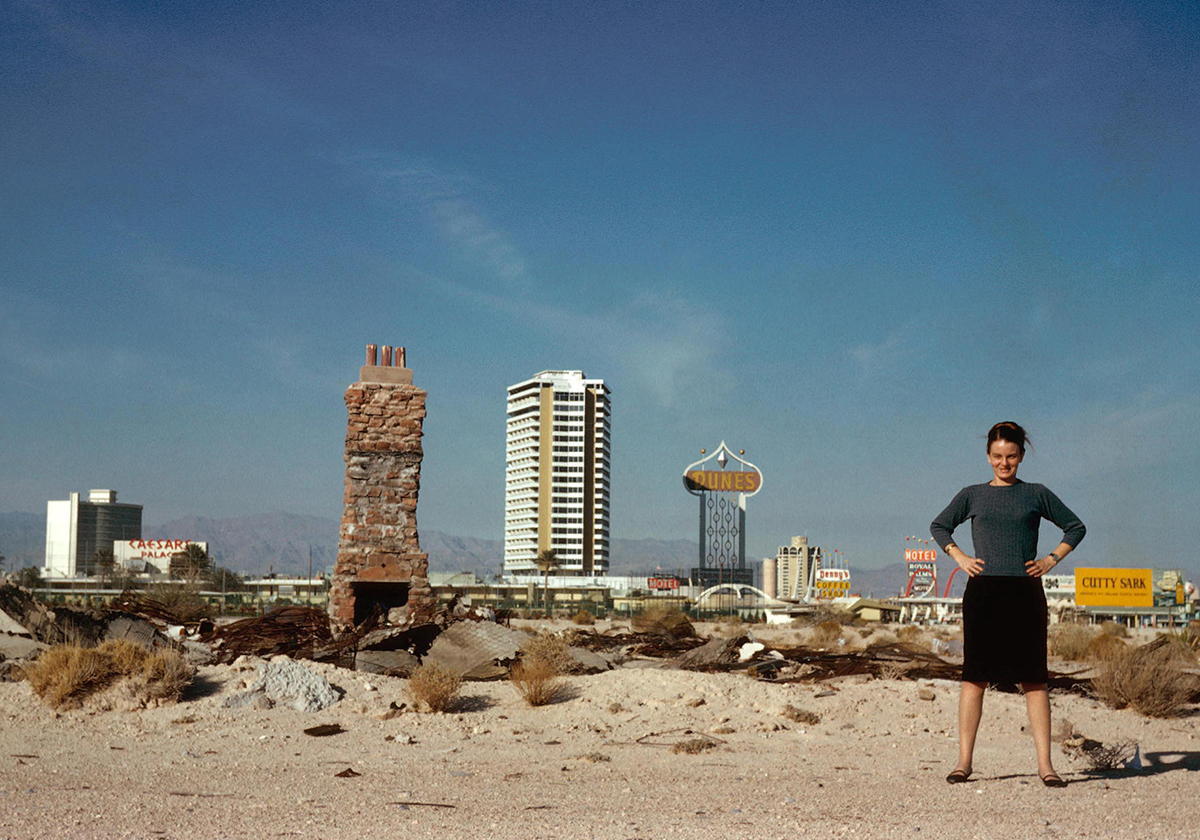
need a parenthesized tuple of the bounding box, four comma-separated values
(351, 581, 410, 625)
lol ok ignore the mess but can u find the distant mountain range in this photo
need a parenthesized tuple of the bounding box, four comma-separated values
(0, 510, 696, 580)
(5, 511, 1191, 598)
(0, 509, 937, 594)
(0, 512, 42, 570)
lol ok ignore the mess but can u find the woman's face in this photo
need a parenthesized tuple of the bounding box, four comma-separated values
(988, 439, 1023, 484)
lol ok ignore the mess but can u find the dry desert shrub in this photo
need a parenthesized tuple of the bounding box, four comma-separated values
(671, 738, 716, 755)
(1092, 638, 1200, 718)
(808, 620, 844, 648)
(137, 650, 195, 702)
(632, 606, 695, 639)
(1085, 633, 1128, 662)
(1156, 627, 1200, 655)
(1054, 718, 1137, 771)
(570, 609, 596, 626)
(781, 704, 821, 725)
(876, 660, 913, 681)
(1099, 620, 1130, 638)
(805, 605, 857, 626)
(407, 662, 463, 713)
(97, 639, 150, 675)
(23, 646, 115, 709)
(869, 629, 898, 646)
(22, 642, 194, 709)
(1050, 624, 1096, 661)
(894, 625, 932, 652)
(511, 656, 566, 707)
(144, 583, 212, 622)
(520, 632, 575, 674)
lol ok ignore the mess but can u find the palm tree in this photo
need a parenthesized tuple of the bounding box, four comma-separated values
(93, 548, 115, 584)
(534, 549, 559, 613)
(169, 543, 211, 582)
(14, 565, 43, 589)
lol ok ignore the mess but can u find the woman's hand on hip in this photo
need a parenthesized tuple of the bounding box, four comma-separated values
(1025, 556, 1057, 578)
(954, 554, 985, 577)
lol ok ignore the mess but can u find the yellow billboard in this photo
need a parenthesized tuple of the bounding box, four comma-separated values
(1074, 567, 1153, 608)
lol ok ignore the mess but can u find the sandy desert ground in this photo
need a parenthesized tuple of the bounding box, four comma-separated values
(1, 621, 1197, 840)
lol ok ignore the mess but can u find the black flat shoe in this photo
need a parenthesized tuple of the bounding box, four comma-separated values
(945, 769, 971, 784)
(1040, 773, 1067, 788)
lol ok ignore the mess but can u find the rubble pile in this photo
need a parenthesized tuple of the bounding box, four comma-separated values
(0, 583, 171, 652)
(199, 606, 342, 664)
(2, 582, 1094, 699)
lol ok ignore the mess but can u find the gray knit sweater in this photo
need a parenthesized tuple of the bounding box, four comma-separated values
(930, 480, 1086, 577)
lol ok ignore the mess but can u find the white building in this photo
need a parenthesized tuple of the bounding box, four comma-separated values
(113, 539, 209, 575)
(44, 490, 143, 578)
(775, 535, 822, 600)
(504, 370, 611, 576)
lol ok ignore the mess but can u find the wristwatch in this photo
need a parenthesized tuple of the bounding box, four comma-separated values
(1046, 552, 1060, 565)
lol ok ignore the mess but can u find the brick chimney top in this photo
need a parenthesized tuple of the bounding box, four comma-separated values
(360, 343, 412, 385)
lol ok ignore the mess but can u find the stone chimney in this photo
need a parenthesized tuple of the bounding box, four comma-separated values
(328, 344, 432, 628)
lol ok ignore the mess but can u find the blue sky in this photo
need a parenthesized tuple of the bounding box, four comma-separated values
(2, 1, 1197, 571)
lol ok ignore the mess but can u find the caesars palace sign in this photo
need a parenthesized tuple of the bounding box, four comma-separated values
(114, 539, 207, 570)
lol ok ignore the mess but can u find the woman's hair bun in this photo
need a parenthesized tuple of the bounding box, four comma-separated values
(987, 421, 1030, 453)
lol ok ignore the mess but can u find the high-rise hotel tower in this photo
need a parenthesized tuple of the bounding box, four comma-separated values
(504, 371, 610, 576)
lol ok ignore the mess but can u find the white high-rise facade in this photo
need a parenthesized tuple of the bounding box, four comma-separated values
(776, 536, 822, 600)
(44, 489, 143, 578)
(504, 371, 610, 576)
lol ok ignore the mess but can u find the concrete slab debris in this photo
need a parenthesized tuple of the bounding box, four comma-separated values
(104, 615, 168, 649)
(738, 641, 765, 662)
(676, 636, 748, 671)
(565, 645, 613, 674)
(0, 635, 46, 662)
(422, 620, 525, 678)
(224, 659, 342, 713)
(355, 649, 419, 676)
(0, 607, 29, 637)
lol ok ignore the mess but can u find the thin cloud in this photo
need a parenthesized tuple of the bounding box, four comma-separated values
(429, 197, 527, 284)
(0, 307, 148, 390)
(614, 293, 728, 408)
(429, 276, 725, 408)
(849, 328, 907, 373)
(352, 158, 530, 291)
(348, 157, 728, 407)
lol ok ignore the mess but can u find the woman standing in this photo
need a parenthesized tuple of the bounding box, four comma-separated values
(930, 421, 1086, 787)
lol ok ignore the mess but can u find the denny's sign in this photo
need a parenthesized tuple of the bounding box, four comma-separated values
(684, 470, 761, 493)
(1074, 567, 1153, 608)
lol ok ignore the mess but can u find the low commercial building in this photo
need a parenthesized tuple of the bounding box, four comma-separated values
(428, 572, 611, 614)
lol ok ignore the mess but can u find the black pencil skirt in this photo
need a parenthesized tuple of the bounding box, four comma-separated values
(961, 574, 1048, 685)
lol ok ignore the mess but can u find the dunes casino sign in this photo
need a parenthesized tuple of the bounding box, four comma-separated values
(682, 442, 764, 497)
(684, 470, 761, 493)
